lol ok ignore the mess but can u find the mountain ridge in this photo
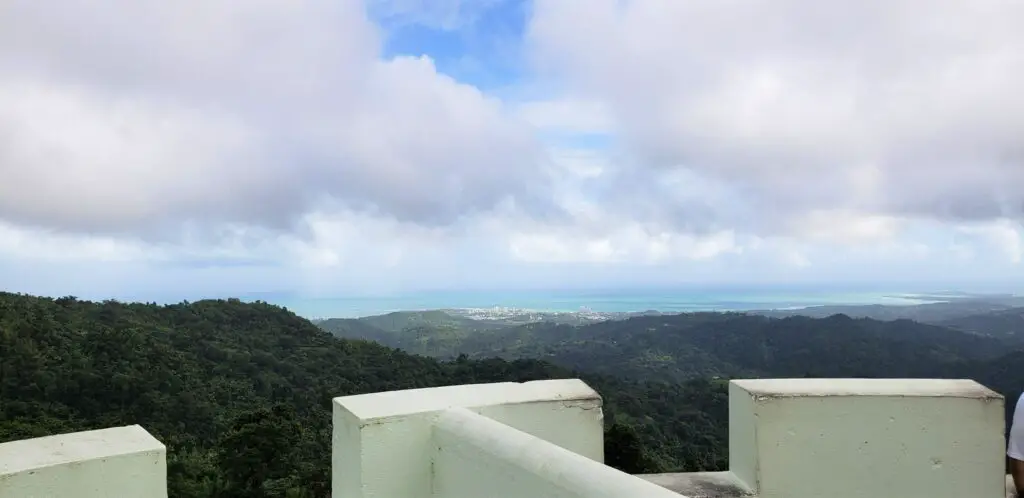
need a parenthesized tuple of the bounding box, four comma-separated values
(321, 310, 1013, 382)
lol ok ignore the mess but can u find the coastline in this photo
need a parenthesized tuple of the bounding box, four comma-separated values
(268, 289, 949, 319)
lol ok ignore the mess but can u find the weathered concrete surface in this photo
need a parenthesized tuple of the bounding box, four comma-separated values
(433, 408, 681, 498)
(732, 378, 1001, 399)
(638, 472, 754, 497)
(644, 473, 1016, 497)
(0, 425, 166, 498)
(332, 379, 605, 498)
(729, 378, 1005, 498)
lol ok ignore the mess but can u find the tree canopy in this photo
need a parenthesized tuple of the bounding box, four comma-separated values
(0, 293, 726, 496)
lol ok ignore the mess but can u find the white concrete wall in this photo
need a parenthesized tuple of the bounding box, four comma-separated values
(3, 378, 1004, 498)
(728, 378, 1006, 498)
(0, 425, 166, 498)
(332, 379, 605, 498)
(432, 407, 683, 498)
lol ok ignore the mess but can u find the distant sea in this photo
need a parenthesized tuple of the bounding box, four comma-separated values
(254, 289, 944, 319)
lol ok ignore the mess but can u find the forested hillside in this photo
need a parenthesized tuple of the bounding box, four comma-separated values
(321, 307, 1024, 440)
(7, 292, 1024, 497)
(753, 295, 1024, 323)
(0, 293, 726, 497)
(940, 307, 1024, 341)
(323, 311, 1012, 382)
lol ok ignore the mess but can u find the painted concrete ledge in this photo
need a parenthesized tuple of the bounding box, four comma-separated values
(640, 473, 1017, 498)
(638, 471, 753, 497)
(732, 377, 1002, 398)
(433, 407, 682, 498)
(0, 425, 166, 498)
(728, 378, 1005, 498)
(332, 379, 607, 498)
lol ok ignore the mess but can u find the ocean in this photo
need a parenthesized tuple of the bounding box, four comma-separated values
(256, 288, 940, 319)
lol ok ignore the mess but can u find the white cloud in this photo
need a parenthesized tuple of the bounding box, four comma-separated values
(0, 79, 267, 234)
(528, 0, 1024, 228)
(0, 0, 545, 239)
(0, 222, 151, 263)
(790, 210, 904, 245)
(514, 98, 615, 136)
(956, 219, 1024, 264)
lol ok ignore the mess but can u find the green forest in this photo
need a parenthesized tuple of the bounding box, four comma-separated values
(321, 311, 1013, 380)
(4, 292, 1024, 497)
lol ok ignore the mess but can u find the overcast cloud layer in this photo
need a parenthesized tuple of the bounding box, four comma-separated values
(1, 0, 1023, 300)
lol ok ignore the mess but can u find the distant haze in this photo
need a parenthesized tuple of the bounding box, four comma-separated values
(267, 288, 963, 319)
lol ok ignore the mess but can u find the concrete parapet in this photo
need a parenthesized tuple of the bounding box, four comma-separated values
(728, 378, 1005, 498)
(0, 425, 166, 498)
(332, 379, 605, 498)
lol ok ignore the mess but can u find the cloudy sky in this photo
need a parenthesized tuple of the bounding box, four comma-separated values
(1, 0, 1023, 301)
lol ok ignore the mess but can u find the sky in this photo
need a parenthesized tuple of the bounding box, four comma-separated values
(1, 0, 1024, 301)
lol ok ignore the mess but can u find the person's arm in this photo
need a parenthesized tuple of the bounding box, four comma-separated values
(1009, 395, 1024, 496)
